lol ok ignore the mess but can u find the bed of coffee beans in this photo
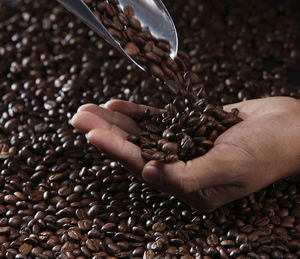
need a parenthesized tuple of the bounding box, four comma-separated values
(0, 0, 299, 258)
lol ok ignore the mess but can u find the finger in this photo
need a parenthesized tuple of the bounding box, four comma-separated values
(71, 111, 128, 139)
(105, 99, 164, 118)
(223, 97, 283, 119)
(142, 148, 248, 213)
(143, 158, 248, 213)
(77, 103, 140, 135)
(141, 160, 224, 213)
(86, 128, 145, 174)
(224, 96, 299, 117)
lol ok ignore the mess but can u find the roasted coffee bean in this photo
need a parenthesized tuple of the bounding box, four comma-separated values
(141, 149, 157, 160)
(101, 223, 116, 232)
(162, 128, 176, 140)
(124, 42, 140, 56)
(152, 222, 167, 232)
(132, 247, 144, 257)
(106, 243, 121, 255)
(18, 243, 32, 256)
(180, 135, 193, 150)
(86, 239, 101, 251)
(165, 154, 179, 162)
(78, 220, 92, 231)
(206, 234, 219, 246)
(149, 64, 165, 79)
(162, 142, 178, 154)
(68, 230, 83, 241)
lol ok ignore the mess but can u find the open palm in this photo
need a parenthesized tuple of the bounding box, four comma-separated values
(71, 97, 300, 212)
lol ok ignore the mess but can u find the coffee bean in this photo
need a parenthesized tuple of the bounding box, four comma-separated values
(220, 239, 235, 248)
(145, 123, 161, 134)
(101, 223, 116, 232)
(254, 217, 270, 227)
(162, 142, 178, 154)
(165, 154, 179, 162)
(145, 52, 162, 63)
(149, 64, 165, 80)
(8, 216, 22, 228)
(46, 236, 59, 247)
(68, 230, 83, 241)
(106, 243, 121, 255)
(58, 186, 72, 197)
(75, 209, 87, 220)
(206, 234, 219, 246)
(124, 5, 134, 17)
(152, 222, 167, 232)
(203, 246, 218, 257)
(18, 243, 32, 256)
(162, 128, 176, 140)
(151, 151, 165, 160)
(31, 246, 43, 257)
(0, 206, 6, 215)
(141, 149, 156, 160)
(77, 220, 92, 231)
(88, 228, 101, 239)
(240, 242, 252, 254)
(4, 194, 18, 204)
(236, 233, 248, 245)
(86, 239, 101, 251)
(180, 134, 193, 150)
(124, 42, 140, 56)
(0, 227, 10, 235)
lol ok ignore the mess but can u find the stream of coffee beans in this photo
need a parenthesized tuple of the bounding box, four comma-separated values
(0, 0, 299, 258)
(84, 0, 203, 101)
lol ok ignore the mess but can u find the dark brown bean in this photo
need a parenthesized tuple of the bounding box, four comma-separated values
(124, 42, 140, 56)
(19, 243, 32, 256)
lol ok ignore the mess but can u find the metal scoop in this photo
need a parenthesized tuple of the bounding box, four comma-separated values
(57, 0, 178, 71)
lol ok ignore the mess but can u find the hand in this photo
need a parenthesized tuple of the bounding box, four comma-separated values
(71, 97, 300, 212)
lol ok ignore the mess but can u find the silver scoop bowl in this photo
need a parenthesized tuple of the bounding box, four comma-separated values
(57, 0, 178, 71)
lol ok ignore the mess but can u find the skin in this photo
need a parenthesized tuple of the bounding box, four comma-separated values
(71, 96, 300, 213)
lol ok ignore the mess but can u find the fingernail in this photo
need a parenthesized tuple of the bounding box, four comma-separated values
(69, 117, 74, 126)
(142, 165, 163, 185)
(85, 132, 91, 142)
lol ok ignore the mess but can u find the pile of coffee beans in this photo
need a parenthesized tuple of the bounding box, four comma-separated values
(128, 98, 242, 162)
(0, 0, 299, 258)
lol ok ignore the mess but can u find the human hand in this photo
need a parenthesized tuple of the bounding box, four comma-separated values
(71, 97, 300, 212)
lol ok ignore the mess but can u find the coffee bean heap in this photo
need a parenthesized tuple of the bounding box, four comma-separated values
(128, 98, 241, 162)
(0, 0, 299, 258)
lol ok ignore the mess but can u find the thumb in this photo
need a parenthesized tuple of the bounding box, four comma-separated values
(142, 145, 248, 212)
(142, 144, 244, 194)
